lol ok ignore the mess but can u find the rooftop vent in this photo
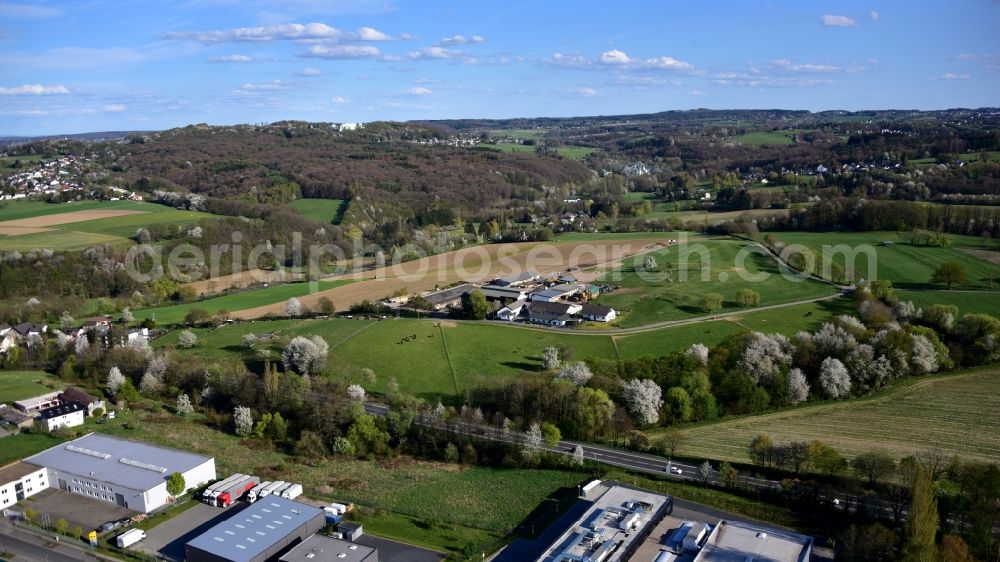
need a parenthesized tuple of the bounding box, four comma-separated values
(118, 457, 167, 473)
(65, 445, 111, 459)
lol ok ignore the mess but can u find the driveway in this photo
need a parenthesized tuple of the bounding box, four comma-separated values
(22, 488, 136, 532)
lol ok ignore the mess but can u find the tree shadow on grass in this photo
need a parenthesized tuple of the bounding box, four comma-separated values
(501, 361, 542, 372)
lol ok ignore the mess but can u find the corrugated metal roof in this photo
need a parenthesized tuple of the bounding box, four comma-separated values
(26, 433, 212, 492)
(187, 497, 323, 562)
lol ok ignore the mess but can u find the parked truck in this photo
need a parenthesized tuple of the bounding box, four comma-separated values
(217, 475, 259, 507)
(202, 473, 244, 505)
(279, 483, 303, 500)
(258, 480, 285, 498)
(116, 529, 146, 548)
(246, 481, 272, 504)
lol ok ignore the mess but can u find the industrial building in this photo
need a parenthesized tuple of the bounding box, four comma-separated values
(25, 433, 216, 513)
(536, 483, 671, 562)
(186, 496, 325, 562)
(692, 520, 813, 562)
(279, 535, 378, 562)
(0, 461, 48, 510)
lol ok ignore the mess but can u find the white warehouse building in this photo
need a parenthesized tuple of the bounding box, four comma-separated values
(0, 461, 49, 510)
(25, 433, 216, 513)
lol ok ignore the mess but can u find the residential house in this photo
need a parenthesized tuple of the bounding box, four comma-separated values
(580, 304, 617, 323)
(60, 387, 105, 417)
(12, 323, 46, 338)
(81, 316, 111, 329)
(528, 301, 582, 326)
(0, 332, 17, 354)
(126, 327, 150, 345)
(37, 402, 85, 432)
(0, 404, 34, 430)
(496, 299, 528, 321)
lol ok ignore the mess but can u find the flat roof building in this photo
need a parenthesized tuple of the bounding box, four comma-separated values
(692, 520, 813, 562)
(26, 433, 216, 513)
(0, 461, 48, 510)
(186, 496, 325, 562)
(279, 535, 378, 562)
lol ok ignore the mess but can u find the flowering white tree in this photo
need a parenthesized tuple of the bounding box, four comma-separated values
(177, 330, 198, 349)
(572, 444, 585, 466)
(282, 336, 329, 375)
(234, 406, 253, 436)
(74, 333, 90, 359)
(139, 371, 163, 395)
(127, 337, 153, 358)
(910, 334, 940, 375)
(433, 402, 447, 419)
(835, 315, 868, 336)
(542, 346, 561, 370)
(106, 367, 126, 396)
(285, 297, 302, 317)
(892, 301, 919, 322)
(554, 362, 593, 386)
(176, 393, 194, 416)
(621, 378, 663, 426)
(812, 323, 858, 357)
(524, 422, 543, 455)
(241, 333, 258, 350)
(819, 357, 851, 399)
(59, 311, 75, 329)
(846, 344, 893, 389)
(787, 368, 810, 404)
(686, 343, 709, 366)
(347, 384, 366, 402)
(121, 307, 135, 323)
(738, 332, 792, 384)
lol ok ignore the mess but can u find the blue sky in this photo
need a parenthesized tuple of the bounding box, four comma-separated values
(1, 0, 997, 135)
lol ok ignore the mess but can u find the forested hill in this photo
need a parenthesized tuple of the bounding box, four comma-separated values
(114, 121, 590, 214)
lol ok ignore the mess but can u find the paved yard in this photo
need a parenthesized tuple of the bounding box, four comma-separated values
(354, 534, 445, 562)
(22, 488, 135, 532)
(138, 502, 244, 561)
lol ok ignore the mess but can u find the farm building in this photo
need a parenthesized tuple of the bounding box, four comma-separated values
(59, 387, 105, 417)
(37, 401, 86, 431)
(0, 404, 34, 429)
(279, 535, 377, 562)
(495, 299, 528, 321)
(338, 522, 364, 542)
(0, 461, 48, 510)
(421, 284, 474, 311)
(692, 520, 812, 562)
(480, 285, 529, 302)
(530, 283, 585, 302)
(186, 496, 324, 562)
(25, 433, 216, 513)
(580, 304, 617, 323)
(14, 391, 61, 414)
(492, 271, 540, 287)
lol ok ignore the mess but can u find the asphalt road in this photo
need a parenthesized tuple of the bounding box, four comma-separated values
(0, 521, 107, 562)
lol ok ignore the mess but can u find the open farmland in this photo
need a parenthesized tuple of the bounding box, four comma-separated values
(133, 279, 355, 325)
(96, 413, 584, 554)
(772, 231, 1000, 289)
(661, 369, 1000, 464)
(287, 198, 347, 224)
(0, 200, 217, 250)
(592, 237, 836, 327)
(229, 236, 672, 319)
(733, 130, 801, 145)
(896, 289, 1000, 318)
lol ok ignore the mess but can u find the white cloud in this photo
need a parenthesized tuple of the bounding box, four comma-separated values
(406, 46, 462, 60)
(208, 54, 253, 63)
(331, 96, 349, 104)
(550, 52, 589, 68)
(399, 32, 418, 41)
(166, 22, 341, 42)
(354, 26, 392, 41)
(102, 104, 126, 112)
(688, 89, 706, 96)
(954, 53, 1000, 71)
(821, 14, 858, 27)
(644, 56, 693, 70)
(406, 86, 432, 95)
(869, 10, 879, 20)
(0, 2, 60, 18)
(297, 67, 324, 76)
(235, 80, 290, 94)
(0, 84, 71, 95)
(772, 58, 841, 73)
(600, 49, 631, 65)
(573, 87, 598, 97)
(935, 73, 971, 80)
(436, 34, 486, 46)
(304, 44, 381, 59)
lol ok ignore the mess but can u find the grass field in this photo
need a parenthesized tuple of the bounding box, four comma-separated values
(772, 231, 1000, 289)
(0, 370, 63, 403)
(658, 369, 1000, 464)
(133, 279, 355, 326)
(96, 413, 584, 554)
(552, 146, 597, 159)
(487, 129, 544, 140)
(896, 289, 1000, 318)
(474, 142, 537, 154)
(0, 433, 65, 465)
(733, 130, 799, 145)
(0, 200, 217, 251)
(287, 198, 347, 224)
(592, 238, 835, 327)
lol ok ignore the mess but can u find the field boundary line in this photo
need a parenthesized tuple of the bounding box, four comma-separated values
(436, 322, 460, 395)
(330, 321, 379, 348)
(611, 336, 623, 362)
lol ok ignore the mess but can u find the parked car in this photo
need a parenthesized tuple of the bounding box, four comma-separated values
(669, 466, 683, 475)
(98, 520, 121, 533)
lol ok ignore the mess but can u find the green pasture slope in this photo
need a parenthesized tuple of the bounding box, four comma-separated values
(592, 237, 835, 327)
(134, 279, 355, 325)
(287, 198, 347, 224)
(0, 370, 64, 403)
(733, 130, 799, 145)
(772, 231, 1000, 290)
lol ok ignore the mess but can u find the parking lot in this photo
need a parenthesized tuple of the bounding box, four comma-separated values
(23, 488, 135, 532)
(137, 501, 244, 561)
(354, 534, 445, 562)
